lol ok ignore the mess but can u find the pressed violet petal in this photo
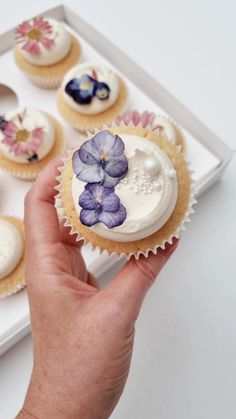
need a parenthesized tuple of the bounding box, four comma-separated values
(79, 189, 97, 210)
(77, 164, 104, 183)
(102, 172, 121, 187)
(105, 154, 128, 178)
(102, 192, 120, 212)
(85, 183, 114, 198)
(80, 209, 100, 226)
(98, 204, 127, 228)
(78, 139, 100, 164)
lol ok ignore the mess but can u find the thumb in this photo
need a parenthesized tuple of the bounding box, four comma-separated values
(103, 239, 178, 322)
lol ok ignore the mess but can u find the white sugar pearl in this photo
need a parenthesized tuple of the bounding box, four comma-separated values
(143, 157, 160, 175)
(168, 169, 176, 178)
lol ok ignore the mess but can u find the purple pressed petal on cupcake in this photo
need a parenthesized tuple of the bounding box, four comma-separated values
(78, 140, 100, 164)
(102, 172, 121, 188)
(101, 192, 120, 212)
(98, 204, 127, 228)
(105, 154, 128, 178)
(79, 189, 98, 210)
(80, 209, 100, 226)
(74, 160, 104, 183)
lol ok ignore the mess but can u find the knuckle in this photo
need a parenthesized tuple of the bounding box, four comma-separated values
(134, 258, 158, 285)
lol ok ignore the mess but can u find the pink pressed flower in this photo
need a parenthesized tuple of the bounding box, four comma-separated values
(1, 113, 43, 157)
(116, 111, 157, 129)
(15, 16, 54, 55)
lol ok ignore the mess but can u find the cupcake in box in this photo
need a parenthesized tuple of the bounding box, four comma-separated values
(0, 216, 25, 298)
(56, 124, 196, 259)
(14, 17, 81, 89)
(0, 108, 64, 180)
(116, 111, 185, 152)
(57, 63, 128, 132)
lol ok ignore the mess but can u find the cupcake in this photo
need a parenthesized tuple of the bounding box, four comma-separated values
(0, 108, 64, 180)
(0, 216, 25, 298)
(56, 125, 195, 259)
(116, 111, 185, 151)
(14, 17, 81, 89)
(57, 63, 128, 132)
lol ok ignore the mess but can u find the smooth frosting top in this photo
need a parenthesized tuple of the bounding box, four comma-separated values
(72, 134, 178, 242)
(0, 220, 24, 280)
(0, 108, 55, 164)
(62, 63, 120, 115)
(16, 17, 71, 66)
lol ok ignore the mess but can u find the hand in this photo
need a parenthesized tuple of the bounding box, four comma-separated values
(17, 157, 178, 419)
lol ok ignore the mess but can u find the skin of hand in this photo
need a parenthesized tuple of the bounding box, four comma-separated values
(17, 157, 178, 419)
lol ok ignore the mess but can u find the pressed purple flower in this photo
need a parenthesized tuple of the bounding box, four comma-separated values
(72, 130, 128, 187)
(79, 183, 126, 228)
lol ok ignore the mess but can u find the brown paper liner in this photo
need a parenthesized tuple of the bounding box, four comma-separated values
(56, 125, 197, 259)
(0, 216, 25, 298)
(57, 77, 128, 132)
(14, 36, 81, 88)
(0, 113, 65, 180)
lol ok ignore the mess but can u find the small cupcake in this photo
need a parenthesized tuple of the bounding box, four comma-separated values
(56, 125, 195, 259)
(14, 17, 81, 89)
(116, 111, 185, 152)
(0, 216, 25, 298)
(57, 63, 128, 132)
(0, 108, 64, 180)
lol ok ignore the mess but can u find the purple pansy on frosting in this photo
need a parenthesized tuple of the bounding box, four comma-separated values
(72, 130, 128, 187)
(79, 183, 126, 228)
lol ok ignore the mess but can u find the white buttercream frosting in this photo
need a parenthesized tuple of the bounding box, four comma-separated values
(62, 63, 120, 115)
(18, 18, 71, 66)
(72, 134, 178, 242)
(0, 108, 55, 163)
(0, 220, 24, 279)
(153, 115, 177, 145)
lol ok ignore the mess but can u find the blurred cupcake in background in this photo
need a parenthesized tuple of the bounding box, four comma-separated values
(116, 111, 185, 152)
(0, 108, 64, 180)
(57, 63, 128, 132)
(0, 216, 25, 298)
(14, 17, 81, 89)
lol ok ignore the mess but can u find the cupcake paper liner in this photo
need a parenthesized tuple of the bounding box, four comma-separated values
(57, 77, 128, 133)
(28, 74, 64, 89)
(0, 216, 26, 298)
(55, 123, 197, 260)
(0, 113, 65, 180)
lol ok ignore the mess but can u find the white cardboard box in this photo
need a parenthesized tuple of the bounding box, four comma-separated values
(0, 4, 233, 356)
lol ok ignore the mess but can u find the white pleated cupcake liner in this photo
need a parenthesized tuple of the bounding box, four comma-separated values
(28, 74, 63, 89)
(55, 123, 197, 260)
(0, 282, 26, 299)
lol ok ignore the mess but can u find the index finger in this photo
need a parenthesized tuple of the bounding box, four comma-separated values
(24, 157, 62, 247)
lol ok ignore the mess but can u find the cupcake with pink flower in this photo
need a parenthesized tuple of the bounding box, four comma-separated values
(14, 17, 81, 89)
(116, 111, 185, 152)
(0, 108, 64, 180)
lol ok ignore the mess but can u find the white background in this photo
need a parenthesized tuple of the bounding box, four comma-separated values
(0, 1, 236, 418)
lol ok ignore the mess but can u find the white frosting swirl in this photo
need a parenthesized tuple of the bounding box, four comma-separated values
(18, 18, 71, 66)
(0, 220, 24, 279)
(72, 134, 178, 242)
(0, 108, 55, 163)
(153, 115, 177, 145)
(62, 63, 120, 115)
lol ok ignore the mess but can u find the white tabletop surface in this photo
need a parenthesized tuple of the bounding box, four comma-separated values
(0, 1, 236, 418)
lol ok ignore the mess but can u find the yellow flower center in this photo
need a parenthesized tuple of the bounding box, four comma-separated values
(100, 153, 109, 160)
(27, 28, 42, 41)
(16, 129, 30, 142)
(81, 82, 92, 90)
